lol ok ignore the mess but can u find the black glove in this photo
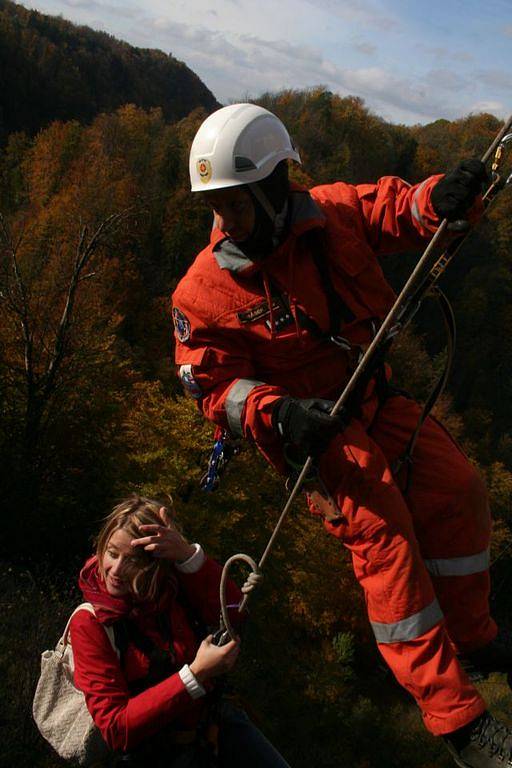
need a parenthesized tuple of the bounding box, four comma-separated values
(272, 397, 347, 458)
(431, 159, 488, 222)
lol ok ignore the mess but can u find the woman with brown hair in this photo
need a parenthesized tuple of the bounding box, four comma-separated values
(70, 494, 290, 767)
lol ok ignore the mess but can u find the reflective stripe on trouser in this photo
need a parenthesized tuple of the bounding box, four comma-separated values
(315, 419, 487, 735)
(368, 394, 496, 655)
(424, 548, 490, 577)
(225, 379, 266, 437)
(422, 550, 493, 656)
(371, 598, 443, 644)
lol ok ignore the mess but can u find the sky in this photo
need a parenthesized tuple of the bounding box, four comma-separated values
(22, 0, 512, 125)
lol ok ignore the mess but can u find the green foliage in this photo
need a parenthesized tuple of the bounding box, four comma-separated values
(332, 631, 356, 666)
(332, 631, 357, 684)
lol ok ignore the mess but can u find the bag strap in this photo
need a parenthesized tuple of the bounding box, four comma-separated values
(58, 602, 118, 658)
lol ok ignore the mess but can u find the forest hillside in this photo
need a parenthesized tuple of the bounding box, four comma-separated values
(1, 9, 512, 766)
(0, 0, 219, 143)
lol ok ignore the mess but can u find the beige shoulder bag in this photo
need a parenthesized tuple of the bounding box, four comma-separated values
(32, 602, 118, 766)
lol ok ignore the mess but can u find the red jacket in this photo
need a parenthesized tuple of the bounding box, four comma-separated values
(172, 177, 443, 470)
(70, 555, 241, 752)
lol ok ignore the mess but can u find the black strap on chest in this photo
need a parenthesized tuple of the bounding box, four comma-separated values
(113, 613, 177, 694)
(112, 597, 209, 696)
(293, 228, 355, 342)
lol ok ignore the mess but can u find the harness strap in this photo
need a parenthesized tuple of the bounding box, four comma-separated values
(294, 238, 457, 498)
(113, 613, 177, 694)
(392, 286, 456, 493)
(263, 230, 384, 422)
(113, 594, 211, 696)
(299, 228, 356, 338)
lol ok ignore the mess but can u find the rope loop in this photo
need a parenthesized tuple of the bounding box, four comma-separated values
(241, 570, 263, 594)
(218, 553, 263, 644)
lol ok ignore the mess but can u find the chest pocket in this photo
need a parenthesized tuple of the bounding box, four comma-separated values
(325, 226, 396, 322)
(236, 292, 296, 338)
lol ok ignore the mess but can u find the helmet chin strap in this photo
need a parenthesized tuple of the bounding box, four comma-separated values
(248, 183, 277, 222)
(248, 182, 289, 250)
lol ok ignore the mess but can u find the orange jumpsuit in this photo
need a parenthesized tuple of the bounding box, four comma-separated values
(172, 177, 494, 734)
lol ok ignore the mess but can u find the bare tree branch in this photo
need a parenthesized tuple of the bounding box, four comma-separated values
(0, 214, 34, 394)
(78, 271, 96, 282)
(42, 206, 137, 403)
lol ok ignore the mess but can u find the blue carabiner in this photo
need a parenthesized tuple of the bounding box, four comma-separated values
(200, 434, 226, 492)
(200, 430, 241, 492)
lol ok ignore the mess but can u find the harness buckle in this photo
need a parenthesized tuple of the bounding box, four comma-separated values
(306, 473, 345, 526)
(329, 335, 352, 351)
(286, 460, 345, 526)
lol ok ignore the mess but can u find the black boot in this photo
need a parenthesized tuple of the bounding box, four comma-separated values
(444, 712, 512, 768)
(459, 628, 512, 682)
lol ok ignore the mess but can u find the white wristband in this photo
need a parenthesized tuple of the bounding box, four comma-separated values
(179, 664, 206, 699)
(175, 543, 205, 574)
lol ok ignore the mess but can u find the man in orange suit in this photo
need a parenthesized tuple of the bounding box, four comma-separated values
(172, 103, 511, 767)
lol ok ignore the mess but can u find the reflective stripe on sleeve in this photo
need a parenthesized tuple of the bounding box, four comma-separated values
(411, 178, 430, 227)
(424, 548, 490, 578)
(371, 598, 443, 644)
(225, 379, 266, 437)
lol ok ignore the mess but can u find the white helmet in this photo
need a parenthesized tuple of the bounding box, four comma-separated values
(189, 103, 301, 192)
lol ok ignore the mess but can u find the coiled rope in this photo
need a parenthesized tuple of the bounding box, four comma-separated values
(218, 553, 263, 644)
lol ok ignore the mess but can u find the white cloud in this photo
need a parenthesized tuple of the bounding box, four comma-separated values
(351, 37, 378, 56)
(424, 69, 469, 92)
(55, 0, 139, 16)
(469, 100, 507, 117)
(474, 69, 512, 91)
(125, 14, 493, 124)
(20, 0, 511, 126)
(303, 0, 400, 31)
(60, 0, 96, 7)
(417, 44, 474, 63)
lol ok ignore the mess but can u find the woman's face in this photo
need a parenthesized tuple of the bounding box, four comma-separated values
(102, 528, 134, 597)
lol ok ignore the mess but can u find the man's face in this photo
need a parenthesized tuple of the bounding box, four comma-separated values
(204, 186, 255, 243)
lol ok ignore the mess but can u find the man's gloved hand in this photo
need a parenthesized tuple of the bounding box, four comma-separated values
(431, 159, 488, 222)
(272, 397, 347, 458)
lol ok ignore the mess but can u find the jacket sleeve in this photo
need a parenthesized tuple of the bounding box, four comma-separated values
(349, 174, 483, 256)
(359, 175, 443, 253)
(172, 294, 287, 466)
(175, 554, 244, 631)
(70, 612, 199, 753)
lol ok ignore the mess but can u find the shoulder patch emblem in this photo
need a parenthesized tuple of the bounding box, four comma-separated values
(179, 364, 202, 399)
(172, 307, 191, 343)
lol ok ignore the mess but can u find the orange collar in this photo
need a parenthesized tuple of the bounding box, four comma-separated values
(211, 189, 326, 275)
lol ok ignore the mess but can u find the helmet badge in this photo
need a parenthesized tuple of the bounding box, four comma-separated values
(197, 158, 212, 184)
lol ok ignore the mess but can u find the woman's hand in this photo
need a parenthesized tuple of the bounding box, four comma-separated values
(130, 507, 195, 563)
(189, 635, 240, 682)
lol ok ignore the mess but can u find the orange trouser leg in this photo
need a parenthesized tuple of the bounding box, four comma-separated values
(369, 395, 496, 653)
(315, 419, 486, 735)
